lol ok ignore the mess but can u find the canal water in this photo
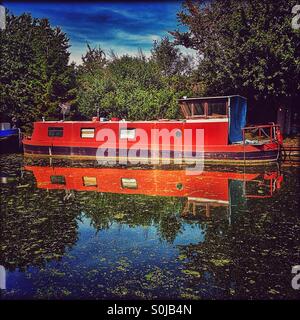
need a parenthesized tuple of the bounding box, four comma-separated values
(0, 154, 299, 299)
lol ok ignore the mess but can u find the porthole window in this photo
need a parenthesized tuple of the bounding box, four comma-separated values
(176, 183, 183, 190)
(175, 130, 182, 138)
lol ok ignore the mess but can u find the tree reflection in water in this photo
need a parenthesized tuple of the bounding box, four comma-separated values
(0, 155, 299, 299)
(0, 174, 79, 271)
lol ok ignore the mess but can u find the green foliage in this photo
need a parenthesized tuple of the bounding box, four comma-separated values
(0, 12, 76, 132)
(76, 44, 193, 120)
(1, 3, 299, 129)
(0, 11, 194, 127)
(151, 36, 192, 77)
(79, 43, 107, 74)
(171, 0, 300, 110)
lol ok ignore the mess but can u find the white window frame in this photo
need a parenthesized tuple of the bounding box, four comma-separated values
(120, 128, 136, 140)
(121, 178, 138, 189)
(81, 128, 95, 138)
(83, 176, 97, 187)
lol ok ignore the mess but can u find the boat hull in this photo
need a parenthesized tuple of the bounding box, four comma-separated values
(23, 143, 280, 164)
(0, 132, 21, 154)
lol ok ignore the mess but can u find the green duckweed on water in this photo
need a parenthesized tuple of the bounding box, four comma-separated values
(181, 270, 201, 277)
(0, 154, 299, 299)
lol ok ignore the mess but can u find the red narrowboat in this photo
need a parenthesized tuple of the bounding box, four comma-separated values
(23, 95, 282, 164)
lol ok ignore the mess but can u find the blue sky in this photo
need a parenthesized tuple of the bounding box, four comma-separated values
(3, 1, 192, 64)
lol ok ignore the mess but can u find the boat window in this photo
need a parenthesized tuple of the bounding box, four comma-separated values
(184, 104, 192, 115)
(81, 128, 95, 138)
(207, 102, 227, 117)
(50, 175, 66, 185)
(121, 178, 138, 189)
(48, 127, 63, 137)
(83, 176, 97, 187)
(120, 128, 136, 139)
(194, 103, 205, 115)
(180, 101, 205, 117)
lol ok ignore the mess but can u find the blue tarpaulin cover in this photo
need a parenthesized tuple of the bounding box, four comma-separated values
(229, 96, 247, 143)
(0, 128, 18, 138)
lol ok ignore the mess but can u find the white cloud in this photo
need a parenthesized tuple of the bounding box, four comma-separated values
(114, 30, 161, 43)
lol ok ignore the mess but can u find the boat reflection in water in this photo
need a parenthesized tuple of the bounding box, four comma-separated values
(1, 156, 293, 300)
(25, 163, 283, 222)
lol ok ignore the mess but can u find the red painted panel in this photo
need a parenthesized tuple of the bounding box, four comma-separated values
(27, 120, 229, 148)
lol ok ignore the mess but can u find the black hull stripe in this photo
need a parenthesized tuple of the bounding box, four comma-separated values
(23, 145, 279, 161)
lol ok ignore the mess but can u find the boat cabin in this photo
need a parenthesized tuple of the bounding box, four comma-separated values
(179, 95, 247, 143)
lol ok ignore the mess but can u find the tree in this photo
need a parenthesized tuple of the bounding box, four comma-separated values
(0, 12, 76, 132)
(171, 0, 300, 121)
(151, 36, 192, 77)
(76, 48, 192, 121)
(79, 43, 107, 74)
(76, 44, 114, 119)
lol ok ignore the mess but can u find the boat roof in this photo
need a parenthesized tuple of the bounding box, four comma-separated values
(35, 118, 229, 124)
(178, 95, 247, 102)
